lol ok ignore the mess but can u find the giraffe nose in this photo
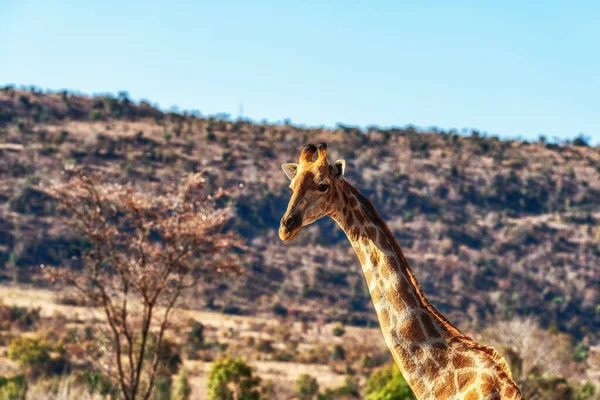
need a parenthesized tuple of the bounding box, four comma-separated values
(281, 213, 301, 231)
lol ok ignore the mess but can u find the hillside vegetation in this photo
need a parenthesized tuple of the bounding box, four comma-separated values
(0, 85, 599, 347)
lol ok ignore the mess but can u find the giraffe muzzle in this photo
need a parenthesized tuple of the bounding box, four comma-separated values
(279, 213, 302, 241)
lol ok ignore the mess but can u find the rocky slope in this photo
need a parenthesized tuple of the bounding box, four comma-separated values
(1, 86, 599, 343)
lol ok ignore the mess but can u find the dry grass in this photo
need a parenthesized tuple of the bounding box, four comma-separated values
(0, 285, 388, 398)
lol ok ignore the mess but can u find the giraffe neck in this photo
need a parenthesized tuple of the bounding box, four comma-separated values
(328, 181, 524, 399)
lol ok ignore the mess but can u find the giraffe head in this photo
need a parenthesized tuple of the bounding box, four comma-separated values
(279, 143, 346, 241)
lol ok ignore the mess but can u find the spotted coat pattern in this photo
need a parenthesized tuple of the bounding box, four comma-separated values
(280, 144, 524, 400)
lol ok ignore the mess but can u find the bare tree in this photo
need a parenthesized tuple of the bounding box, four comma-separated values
(44, 169, 241, 400)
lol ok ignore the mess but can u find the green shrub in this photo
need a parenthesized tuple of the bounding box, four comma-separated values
(77, 371, 117, 398)
(296, 374, 319, 400)
(89, 110, 103, 121)
(0, 304, 40, 330)
(35, 107, 52, 123)
(318, 375, 360, 399)
(187, 320, 204, 350)
(7, 336, 66, 376)
(0, 375, 27, 400)
(259, 380, 276, 399)
(271, 302, 288, 318)
(56, 130, 69, 144)
(207, 120, 216, 142)
(331, 323, 345, 337)
(402, 210, 415, 222)
(172, 369, 192, 400)
(331, 345, 345, 361)
(573, 343, 589, 362)
(573, 382, 596, 400)
(12, 305, 41, 326)
(255, 339, 273, 354)
(450, 165, 460, 178)
(361, 355, 375, 369)
(146, 336, 182, 377)
(153, 376, 172, 400)
(104, 97, 124, 118)
(18, 95, 30, 108)
(272, 349, 294, 362)
(207, 356, 262, 400)
(7, 337, 52, 367)
(408, 134, 430, 158)
(0, 110, 12, 124)
(364, 364, 415, 400)
(525, 373, 573, 399)
(16, 120, 26, 132)
(572, 134, 590, 147)
(9, 183, 57, 216)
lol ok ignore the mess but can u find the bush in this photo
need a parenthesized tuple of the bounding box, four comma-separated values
(153, 376, 172, 400)
(573, 382, 596, 400)
(9, 183, 56, 216)
(18, 95, 31, 108)
(0, 109, 12, 125)
(364, 364, 415, 400)
(0, 375, 27, 400)
(573, 342, 589, 362)
(56, 130, 69, 144)
(16, 120, 27, 132)
(272, 302, 288, 317)
(255, 339, 274, 354)
(408, 134, 431, 158)
(331, 345, 345, 361)
(7, 337, 52, 368)
(187, 320, 204, 350)
(318, 376, 360, 400)
(147, 336, 182, 377)
(296, 374, 319, 400)
(89, 110, 103, 121)
(172, 369, 192, 400)
(331, 323, 345, 337)
(0, 304, 40, 330)
(35, 107, 52, 123)
(525, 372, 574, 399)
(259, 380, 276, 399)
(208, 356, 262, 400)
(272, 349, 295, 362)
(572, 134, 590, 147)
(7, 336, 67, 376)
(77, 371, 117, 398)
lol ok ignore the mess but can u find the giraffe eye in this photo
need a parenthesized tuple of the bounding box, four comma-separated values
(317, 184, 329, 192)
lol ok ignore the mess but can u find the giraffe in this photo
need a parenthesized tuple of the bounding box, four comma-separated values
(279, 143, 523, 400)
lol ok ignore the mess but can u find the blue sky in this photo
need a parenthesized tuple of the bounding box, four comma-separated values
(1, 1, 599, 143)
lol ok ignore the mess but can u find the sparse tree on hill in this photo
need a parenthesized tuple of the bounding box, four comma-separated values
(44, 169, 241, 400)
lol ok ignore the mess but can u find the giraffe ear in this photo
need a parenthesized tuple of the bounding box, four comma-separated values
(333, 159, 346, 181)
(282, 163, 298, 181)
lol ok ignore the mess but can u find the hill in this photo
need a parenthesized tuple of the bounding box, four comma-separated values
(0, 85, 599, 345)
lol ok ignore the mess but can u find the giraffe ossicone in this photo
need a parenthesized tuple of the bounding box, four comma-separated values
(280, 143, 523, 400)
